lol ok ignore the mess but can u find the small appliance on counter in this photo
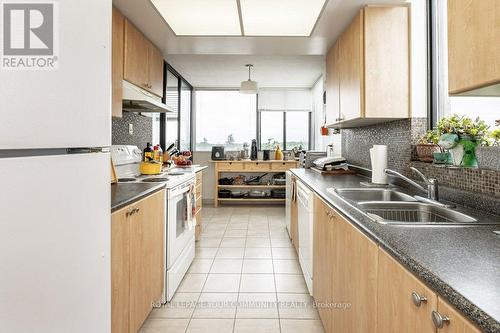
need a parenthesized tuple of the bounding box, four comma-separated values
(211, 146, 225, 160)
(263, 150, 270, 160)
(313, 157, 348, 171)
(299, 151, 327, 168)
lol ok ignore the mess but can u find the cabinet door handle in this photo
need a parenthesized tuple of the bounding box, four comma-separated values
(432, 311, 450, 329)
(126, 207, 140, 217)
(411, 291, 427, 307)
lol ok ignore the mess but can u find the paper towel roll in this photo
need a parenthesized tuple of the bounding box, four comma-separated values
(370, 145, 388, 184)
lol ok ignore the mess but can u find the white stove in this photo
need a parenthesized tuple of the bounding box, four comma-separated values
(111, 145, 195, 188)
(111, 145, 196, 303)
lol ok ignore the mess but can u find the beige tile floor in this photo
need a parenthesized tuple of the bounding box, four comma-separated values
(140, 206, 325, 333)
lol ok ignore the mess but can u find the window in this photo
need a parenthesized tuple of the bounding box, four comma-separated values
(195, 90, 257, 151)
(161, 64, 193, 151)
(260, 112, 284, 150)
(259, 111, 310, 150)
(179, 81, 192, 151)
(286, 111, 310, 150)
(431, 0, 499, 128)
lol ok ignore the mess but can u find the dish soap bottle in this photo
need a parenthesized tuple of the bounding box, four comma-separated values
(275, 144, 283, 160)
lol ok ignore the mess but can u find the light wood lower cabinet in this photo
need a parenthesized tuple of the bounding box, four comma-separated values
(195, 170, 203, 240)
(112, 190, 165, 333)
(111, 206, 130, 333)
(312, 202, 483, 333)
(434, 298, 481, 333)
(377, 249, 437, 333)
(312, 196, 335, 333)
(332, 210, 379, 332)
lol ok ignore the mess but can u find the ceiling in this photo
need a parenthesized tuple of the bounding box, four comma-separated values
(113, 0, 406, 87)
(166, 55, 325, 88)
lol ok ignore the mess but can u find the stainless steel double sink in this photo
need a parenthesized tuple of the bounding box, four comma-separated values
(328, 188, 486, 225)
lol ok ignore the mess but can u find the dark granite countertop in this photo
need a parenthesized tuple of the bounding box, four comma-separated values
(111, 182, 165, 212)
(291, 168, 500, 333)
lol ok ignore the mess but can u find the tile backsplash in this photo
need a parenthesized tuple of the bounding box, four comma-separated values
(341, 118, 427, 174)
(112, 112, 152, 149)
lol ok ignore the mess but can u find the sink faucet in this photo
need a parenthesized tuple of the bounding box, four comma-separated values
(385, 167, 439, 201)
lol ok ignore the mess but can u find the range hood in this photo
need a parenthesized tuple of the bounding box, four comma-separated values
(122, 80, 174, 113)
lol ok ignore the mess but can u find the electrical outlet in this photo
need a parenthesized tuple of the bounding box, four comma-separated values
(128, 123, 133, 135)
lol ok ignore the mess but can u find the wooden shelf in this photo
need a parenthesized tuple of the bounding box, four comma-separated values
(217, 198, 286, 202)
(217, 185, 285, 189)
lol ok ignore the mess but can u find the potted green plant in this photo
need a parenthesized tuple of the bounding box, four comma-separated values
(435, 114, 489, 167)
(476, 121, 500, 171)
(416, 130, 440, 162)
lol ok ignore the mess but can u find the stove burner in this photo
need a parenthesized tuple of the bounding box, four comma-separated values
(118, 178, 136, 182)
(142, 178, 169, 183)
(167, 172, 184, 176)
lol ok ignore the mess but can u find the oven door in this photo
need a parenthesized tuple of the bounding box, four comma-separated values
(166, 181, 195, 268)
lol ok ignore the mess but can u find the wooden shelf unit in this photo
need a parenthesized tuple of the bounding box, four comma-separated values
(212, 160, 298, 207)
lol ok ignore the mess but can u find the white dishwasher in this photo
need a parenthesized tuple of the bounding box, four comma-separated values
(296, 180, 314, 295)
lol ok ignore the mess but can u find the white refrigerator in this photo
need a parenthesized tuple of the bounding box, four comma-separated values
(0, 1, 112, 332)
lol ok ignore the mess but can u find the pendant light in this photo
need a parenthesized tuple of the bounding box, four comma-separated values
(240, 64, 258, 94)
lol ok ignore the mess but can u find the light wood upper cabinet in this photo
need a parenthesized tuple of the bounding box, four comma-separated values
(434, 298, 481, 333)
(147, 43, 164, 97)
(312, 196, 335, 333)
(339, 10, 364, 123)
(448, 0, 500, 95)
(112, 8, 124, 118)
(332, 210, 378, 332)
(325, 5, 410, 128)
(377, 249, 437, 333)
(325, 41, 340, 125)
(111, 190, 165, 333)
(364, 6, 410, 118)
(124, 20, 164, 97)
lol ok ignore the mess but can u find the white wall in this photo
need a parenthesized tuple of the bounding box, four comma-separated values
(312, 77, 342, 155)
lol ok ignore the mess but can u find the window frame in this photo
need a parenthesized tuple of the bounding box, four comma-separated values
(160, 62, 193, 151)
(257, 110, 312, 151)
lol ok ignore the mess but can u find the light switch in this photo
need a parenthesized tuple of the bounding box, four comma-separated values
(128, 123, 133, 135)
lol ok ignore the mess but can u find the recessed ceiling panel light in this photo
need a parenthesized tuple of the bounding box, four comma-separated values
(240, 0, 327, 36)
(150, 0, 241, 36)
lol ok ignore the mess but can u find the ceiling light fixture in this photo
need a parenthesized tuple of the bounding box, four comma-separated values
(240, 64, 258, 94)
(149, 0, 327, 37)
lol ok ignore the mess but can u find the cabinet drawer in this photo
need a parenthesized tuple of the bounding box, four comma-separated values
(271, 162, 297, 171)
(218, 162, 244, 170)
(195, 184, 202, 199)
(196, 171, 203, 184)
(245, 162, 270, 171)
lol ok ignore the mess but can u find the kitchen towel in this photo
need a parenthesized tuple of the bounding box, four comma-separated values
(370, 145, 388, 184)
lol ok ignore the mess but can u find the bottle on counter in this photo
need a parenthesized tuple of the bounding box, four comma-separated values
(275, 144, 283, 160)
(153, 145, 159, 162)
(156, 144, 163, 164)
(143, 142, 154, 162)
(250, 139, 258, 160)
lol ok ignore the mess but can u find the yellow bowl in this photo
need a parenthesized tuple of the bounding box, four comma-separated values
(140, 162, 162, 175)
